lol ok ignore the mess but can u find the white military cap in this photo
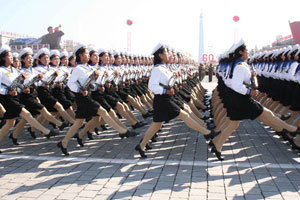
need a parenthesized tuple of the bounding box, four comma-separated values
(19, 47, 33, 59)
(0, 45, 11, 55)
(68, 52, 74, 59)
(59, 50, 68, 58)
(74, 44, 87, 55)
(288, 44, 299, 56)
(50, 50, 60, 58)
(12, 52, 19, 59)
(152, 43, 165, 54)
(263, 51, 271, 58)
(36, 48, 50, 58)
(281, 47, 291, 57)
(112, 50, 120, 56)
(255, 52, 262, 59)
(88, 46, 97, 52)
(33, 54, 38, 60)
(232, 39, 245, 52)
(98, 48, 106, 55)
(227, 43, 236, 54)
(163, 43, 170, 50)
(276, 47, 287, 56)
(271, 50, 278, 59)
(261, 52, 268, 58)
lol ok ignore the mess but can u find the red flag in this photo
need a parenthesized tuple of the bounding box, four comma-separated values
(289, 21, 300, 45)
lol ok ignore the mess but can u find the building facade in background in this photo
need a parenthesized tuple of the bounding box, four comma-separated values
(259, 21, 300, 52)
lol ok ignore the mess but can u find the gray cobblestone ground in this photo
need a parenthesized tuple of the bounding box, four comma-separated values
(0, 76, 299, 199)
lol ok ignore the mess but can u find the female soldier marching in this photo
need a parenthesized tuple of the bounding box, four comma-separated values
(135, 44, 220, 158)
(0, 46, 58, 152)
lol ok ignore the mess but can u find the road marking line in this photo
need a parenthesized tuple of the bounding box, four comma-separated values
(0, 154, 299, 169)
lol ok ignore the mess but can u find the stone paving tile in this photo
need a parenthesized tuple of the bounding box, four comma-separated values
(57, 192, 78, 199)
(0, 77, 299, 199)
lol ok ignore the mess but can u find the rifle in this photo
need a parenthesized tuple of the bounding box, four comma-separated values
(19, 74, 40, 89)
(95, 72, 107, 87)
(54, 73, 68, 87)
(105, 73, 115, 85)
(1, 73, 24, 91)
(62, 73, 68, 85)
(77, 72, 95, 91)
(120, 73, 127, 83)
(244, 64, 258, 89)
(159, 75, 177, 90)
(112, 75, 120, 87)
(42, 71, 57, 85)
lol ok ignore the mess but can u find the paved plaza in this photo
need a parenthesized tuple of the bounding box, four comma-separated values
(0, 77, 300, 200)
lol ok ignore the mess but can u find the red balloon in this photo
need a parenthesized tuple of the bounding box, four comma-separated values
(127, 19, 133, 25)
(233, 16, 239, 22)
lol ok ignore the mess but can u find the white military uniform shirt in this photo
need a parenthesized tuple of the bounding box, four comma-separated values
(148, 63, 173, 95)
(0, 66, 21, 95)
(67, 63, 95, 93)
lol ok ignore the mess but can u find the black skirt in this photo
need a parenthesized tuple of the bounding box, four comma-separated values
(182, 84, 192, 95)
(140, 82, 149, 93)
(123, 85, 137, 98)
(37, 86, 58, 112)
(117, 88, 129, 103)
(131, 84, 144, 96)
(64, 86, 75, 102)
(0, 94, 24, 119)
(281, 81, 295, 106)
(172, 94, 185, 109)
(226, 87, 264, 121)
(74, 93, 100, 119)
(153, 94, 181, 122)
(105, 87, 123, 105)
(52, 87, 72, 110)
(257, 76, 264, 92)
(91, 91, 111, 112)
(19, 92, 44, 116)
(178, 90, 191, 103)
(268, 78, 280, 100)
(138, 84, 148, 95)
(290, 83, 300, 111)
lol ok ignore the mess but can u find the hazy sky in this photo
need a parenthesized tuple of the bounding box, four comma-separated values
(0, 0, 299, 60)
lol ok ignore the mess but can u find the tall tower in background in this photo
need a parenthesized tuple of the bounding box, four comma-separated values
(199, 13, 204, 63)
